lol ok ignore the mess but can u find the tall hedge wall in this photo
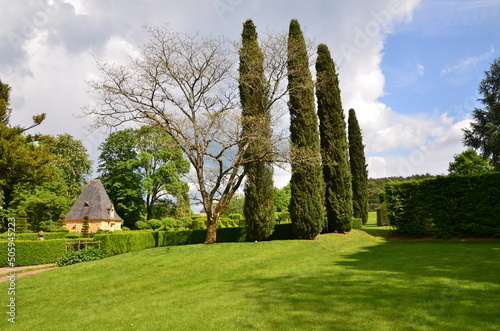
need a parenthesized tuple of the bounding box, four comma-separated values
(0, 239, 75, 267)
(385, 173, 500, 238)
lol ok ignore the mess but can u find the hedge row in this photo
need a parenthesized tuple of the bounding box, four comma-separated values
(385, 172, 500, 238)
(94, 228, 248, 257)
(0, 232, 69, 240)
(0, 239, 77, 267)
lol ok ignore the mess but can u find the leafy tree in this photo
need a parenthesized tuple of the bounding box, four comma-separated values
(10, 180, 74, 232)
(464, 57, 500, 170)
(98, 126, 190, 228)
(287, 19, 324, 239)
(0, 82, 54, 210)
(274, 183, 291, 213)
(0, 80, 12, 125)
(43, 134, 93, 197)
(98, 129, 144, 227)
(348, 108, 369, 225)
(239, 19, 275, 241)
(448, 149, 494, 175)
(221, 192, 245, 218)
(316, 43, 352, 233)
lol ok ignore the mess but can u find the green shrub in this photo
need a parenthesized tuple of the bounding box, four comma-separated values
(0, 239, 73, 267)
(352, 218, 363, 229)
(147, 219, 163, 230)
(180, 217, 193, 228)
(191, 220, 200, 230)
(162, 217, 178, 229)
(65, 232, 82, 239)
(135, 221, 150, 230)
(17, 210, 28, 233)
(228, 213, 242, 221)
(57, 247, 104, 267)
(82, 215, 89, 238)
(276, 211, 290, 224)
(376, 202, 390, 226)
(122, 226, 130, 231)
(58, 213, 67, 227)
(56, 227, 69, 233)
(385, 173, 500, 238)
(0, 232, 68, 240)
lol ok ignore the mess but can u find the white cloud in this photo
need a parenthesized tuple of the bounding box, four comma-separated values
(417, 63, 425, 75)
(440, 46, 495, 77)
(3, 0, 473, 182)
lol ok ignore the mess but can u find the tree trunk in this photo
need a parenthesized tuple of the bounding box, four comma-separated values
(205, 214, 218, 244)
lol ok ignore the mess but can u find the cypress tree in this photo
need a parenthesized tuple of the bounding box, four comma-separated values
(348, 108, 369, 225)
(316, 44, 353, 233)
(287, 19, 324, 239)
(239, 19, 275, 241)
(17, 210, 28, 233)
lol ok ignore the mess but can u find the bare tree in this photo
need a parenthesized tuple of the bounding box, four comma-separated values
(87, 25, 294, 244)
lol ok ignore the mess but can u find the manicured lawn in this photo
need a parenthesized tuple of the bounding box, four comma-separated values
(1, 220, 499, 330)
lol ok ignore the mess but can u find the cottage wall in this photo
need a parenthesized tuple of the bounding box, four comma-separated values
(66, 220, 122, 233)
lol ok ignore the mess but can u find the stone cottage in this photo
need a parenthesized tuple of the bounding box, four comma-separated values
(65, 179, 123, 233)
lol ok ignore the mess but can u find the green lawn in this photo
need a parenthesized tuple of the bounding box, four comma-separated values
(1, 215, 499, 330)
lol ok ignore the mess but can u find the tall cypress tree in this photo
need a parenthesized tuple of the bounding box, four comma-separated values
(316, 43, 353, 233)
(239, 19, 275, 241)
(348, 108, 369, 225)
(287, 19, 324, 239)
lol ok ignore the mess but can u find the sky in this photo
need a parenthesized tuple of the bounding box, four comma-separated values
(1, 0, 500, 189)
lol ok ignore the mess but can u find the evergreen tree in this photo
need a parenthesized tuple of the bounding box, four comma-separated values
(348, 108, 369, 225)
(287, 20, 324, 239)
(316, 44, 353, 233)
(239, 19, 275, 241)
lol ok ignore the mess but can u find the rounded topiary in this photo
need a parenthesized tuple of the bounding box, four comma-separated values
(17, 210, 28, 233)
(134, 221, 150, 230)
(56, 227, 70, 233)
(147, 219, 163, 230)
(65, 232, 82, 239)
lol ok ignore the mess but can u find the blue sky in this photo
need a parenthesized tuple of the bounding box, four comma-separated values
(1, 0, 499, 186)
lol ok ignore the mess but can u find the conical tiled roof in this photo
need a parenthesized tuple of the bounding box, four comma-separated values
(66, 179, 123, 221)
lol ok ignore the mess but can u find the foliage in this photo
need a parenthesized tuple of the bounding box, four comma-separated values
(147, 219, 163, 230)
(82, 215, 89, 238)
(134, 221, 150, 230)
(221, 193, 245, 217)
(352, 218, 363, 229)
(348, 108, 369, 224)
(65, 232, 82, 239)
(42, 133, 93, 197)
(274, 183, 291, 213)
(98, 126, 190, 227)
(9, 180, 74, 232)
(240, 19, 276, 242)
(0, 239, 71, 267)
(57, 247, 104, 267)
(56, 227, 69, 233)
(385, 173, 500, 238)
(316, 43, 352, 233)
(376, 202, 390, 226)
(17, 210, 28, 233)
(0, 80, 12, 125)
(448, 148, 494, 175)
(463, 57, 500, 170)
(287, 19, 324, 239)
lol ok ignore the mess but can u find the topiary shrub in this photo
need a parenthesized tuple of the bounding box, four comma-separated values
(58, 213, 66, 227)
(162, 217, 178, 230)
(147, 219, 163, 230)
(376, 202, 390, 226)
(180, 217, 193, 228)
(352, 218, 363, 229)
(56, 227, 69, 233)
(122, 226, 130, 231)
(57, 247, 104, 267)
(134, 221, 150, 230)
(17, 210, 28, 233)
(82, 215, 89, 238)
(228, 214, 242, 221)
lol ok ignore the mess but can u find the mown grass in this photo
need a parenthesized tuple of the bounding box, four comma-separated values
(1, 214, 499, 330)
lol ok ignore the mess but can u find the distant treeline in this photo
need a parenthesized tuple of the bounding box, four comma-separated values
(368, 174, 435, 211)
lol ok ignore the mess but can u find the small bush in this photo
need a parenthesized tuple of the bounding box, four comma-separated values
(147, 219, 163, 230)
(135, 221, 150, 230)
(56, 227, 69, 233)
(162, 217, 178, 229)
(180, 217, 193, 228)
(352, 218, 363, 229)
(57, 247, 104, 267)
(65, 232, 82, 239)
(122, 226, 130, 231)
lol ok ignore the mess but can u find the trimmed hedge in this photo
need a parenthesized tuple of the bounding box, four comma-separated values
(0, 232, 69, 240)
(352, 218, 363, 229)
(376, 202, 390, 226)
(385, 172, 500, 238)
(0, 239, 76, 267)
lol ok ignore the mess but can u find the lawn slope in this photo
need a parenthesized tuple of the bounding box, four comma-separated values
(1, 228, 499, 330)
